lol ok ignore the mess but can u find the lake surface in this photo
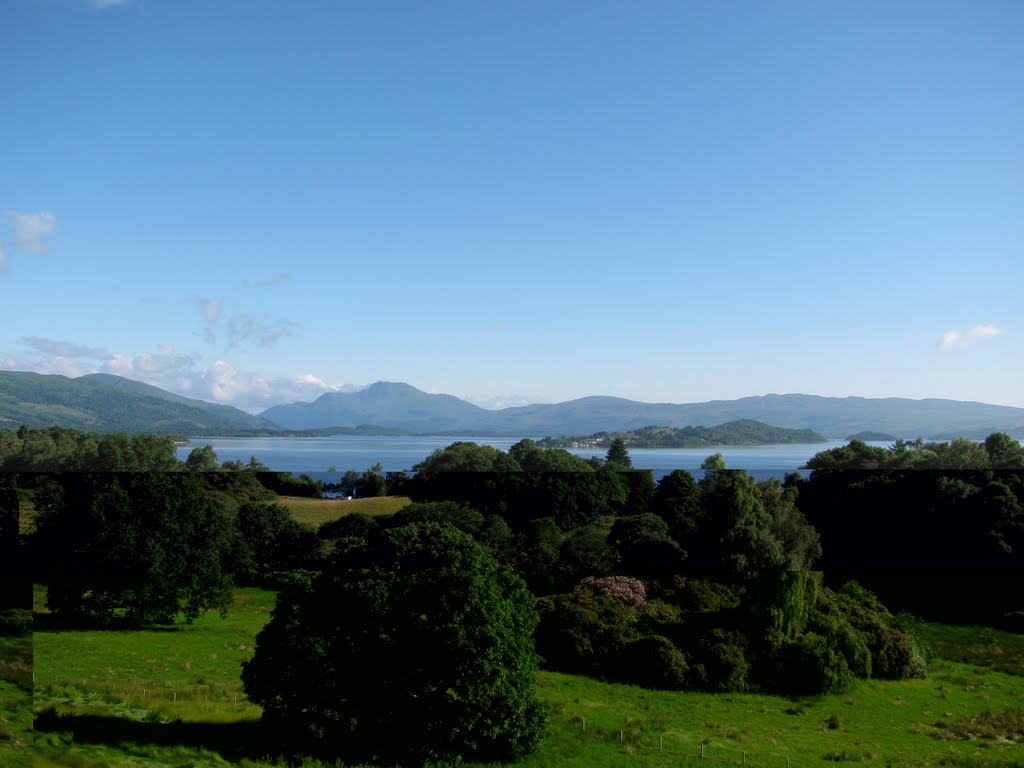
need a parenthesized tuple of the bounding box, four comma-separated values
(176, 435, 889, 482)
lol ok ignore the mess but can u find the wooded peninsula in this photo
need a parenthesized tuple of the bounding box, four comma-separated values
(538, 419, 827, 449)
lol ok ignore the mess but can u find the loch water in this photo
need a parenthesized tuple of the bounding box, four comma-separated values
(176, 435, 890, 482)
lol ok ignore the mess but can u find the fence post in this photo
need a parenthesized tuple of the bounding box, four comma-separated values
(700, 743, 704, 759)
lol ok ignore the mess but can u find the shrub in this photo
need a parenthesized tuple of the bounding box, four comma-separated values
(0, 608, 31, 636)
(781, 632, 854, 694)
(392, 500, 484, 535)
(577, 575, 647, 606)
(875, 627, 927, 679)
(535, 589, 638, 674)
(614, 635, 689, 690)
(675, 578, 743, 612)
(692, 628, 750, 692)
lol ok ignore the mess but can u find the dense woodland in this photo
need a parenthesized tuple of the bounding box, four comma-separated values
(2, 425, 1023, 764)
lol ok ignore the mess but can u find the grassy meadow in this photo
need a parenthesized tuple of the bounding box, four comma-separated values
(0, 635, 32, 768)
(28, 582, 1024, 768)
(277, 495, 411, 528)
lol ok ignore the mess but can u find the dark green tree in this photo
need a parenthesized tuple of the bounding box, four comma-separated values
(184, 444, 220, 472)
(610, 513, 684, 573)
(414, 441, 522, 472)
(0, 474, 26, 613)
(34, 472, 234, 626)
(984, 432, 1024, 469)
(605, 437, 633, 470)
(241, 522, 546, 765)
(691, 455, 820, 571)
(652, 469, 702, 541)
(232, 501, 322, 581)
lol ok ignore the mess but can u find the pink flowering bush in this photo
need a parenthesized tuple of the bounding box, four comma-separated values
(576, 575, 647, 606)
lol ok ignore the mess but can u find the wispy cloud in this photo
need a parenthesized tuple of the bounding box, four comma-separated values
(227, 314, 300, 348)
(937, 324, 1007, 350)
(94, 0, 129, 9)
(191, 297, 298, 350)
(191, 296, 222, 344)
(22, 336, 114, 360)
(193, 296, 222, 325)
(1, 210, 57, 273)
(243, 273, 290, 288)
(5, 211, 57, 253)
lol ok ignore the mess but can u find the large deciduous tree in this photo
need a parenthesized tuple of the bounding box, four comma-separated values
(242, 521, 546, 766)
(33, 472, 234, 626)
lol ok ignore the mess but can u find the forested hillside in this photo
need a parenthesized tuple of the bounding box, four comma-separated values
(0, 371, 279, 434)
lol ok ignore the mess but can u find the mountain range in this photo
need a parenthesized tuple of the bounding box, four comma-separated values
(2, 371, 1024, 440)
(261, 381, 1024, 439)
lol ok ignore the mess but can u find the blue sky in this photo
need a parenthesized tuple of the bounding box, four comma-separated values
(3, 0, 1023, 412)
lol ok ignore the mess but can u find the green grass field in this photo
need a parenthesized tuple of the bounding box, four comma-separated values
(277, 494, 410, 528)
(0, 635, 33, 768)
(31, 586, 1024, 768)
(921, 623, 1024, 678)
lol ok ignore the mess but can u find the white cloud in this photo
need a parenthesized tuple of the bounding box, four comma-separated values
(204, 360, 272, 404)
(462, 392, 545, 410)
(94, 0, 129, 8)
(295, 373, 342, 391)
(5, 336, 363, 413)
(937, 324, 1007, 350)
(0, 242, 8, 273)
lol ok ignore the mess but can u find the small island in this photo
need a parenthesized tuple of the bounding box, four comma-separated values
(538, 419, 827, 449)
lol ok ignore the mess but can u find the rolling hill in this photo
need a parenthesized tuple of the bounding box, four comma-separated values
(0, 371, 280, 434)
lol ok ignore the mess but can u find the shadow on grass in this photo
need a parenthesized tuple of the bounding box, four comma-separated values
(34, 707, 286, 762)
(33, 612, 185, 633)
